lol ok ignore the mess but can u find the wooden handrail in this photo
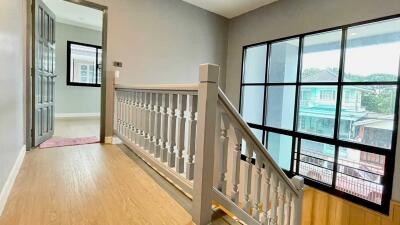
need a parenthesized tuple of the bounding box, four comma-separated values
(217, 88, 300, 196)
(115, 83, 198, 92)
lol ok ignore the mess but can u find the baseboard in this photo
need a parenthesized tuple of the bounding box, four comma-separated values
(55, 113, 100, 119)
(0, 145, 26, 216)
(104, 136, 113, 144)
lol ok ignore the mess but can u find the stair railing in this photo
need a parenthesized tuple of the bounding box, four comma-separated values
(113, 64, 304, 225)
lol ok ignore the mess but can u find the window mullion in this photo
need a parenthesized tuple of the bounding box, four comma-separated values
(292, 36, 304, 174)
(332, 27, 348, 188)
(262, 44, 271, 145)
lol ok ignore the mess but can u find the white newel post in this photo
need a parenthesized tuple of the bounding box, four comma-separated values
(291, 176, 304, 225)
(192, 64, 219, 225)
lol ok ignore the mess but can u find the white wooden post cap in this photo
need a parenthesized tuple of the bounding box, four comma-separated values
(199, 63, 219, 83)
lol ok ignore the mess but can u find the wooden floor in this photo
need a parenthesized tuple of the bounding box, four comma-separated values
(54, 118, 100, 138)
(0, 144, 193, 225)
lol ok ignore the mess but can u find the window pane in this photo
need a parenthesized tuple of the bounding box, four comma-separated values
(299, 139, 334, 185)
(97, 49, 102, 84)
(336, 147, 385, 204)
(241, 86, 264, 125)
(301, 30, 342, 82)
(266, 132, 292, 170)
(242, 128, 264, 157)
(266, 85, 296, 130)
(344, 18, 400, 82)
(298, 86, 337, 137)
(268, 38, 299, 83)
(339, 85, 396, 149)
(251, 128, 264, 143)
(243, 45, 267, 83)
(70, 44, 97, 84)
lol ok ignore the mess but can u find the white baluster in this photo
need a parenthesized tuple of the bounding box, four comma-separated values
(167, 93, 177, 167)
(153, 93, 162, 158)
(122, 91, 127, 136)
(290, 192, 296, 225)
(243, 141, 253, 213)
(114, 91, 118, 131)
(160, 93, 169, 162)
(133, 91, 139, 144)
(291, 176, 304, 225)
(175, 94, 187, 173)
(148, 93, 156, 154)
(278, 184, 286, 225)
(140, 92, 147, 148)
(124, 91, 130, 137)
(134, 91, 140, 145)
(285, 191, 292, 225)
(218, 112, 229, 193)
(260, 166, 272, 225)
(119, 91, 124, 134)
(231, 127, 242, 203)
(121, 92, 125, 134)
(116, 91, 120, 132)
(129, 91, 134, 141)
(136, 92, 142, 146)
(270, 174, 279, 225)
(252, 153, 262, 219)
(130, 91, 136, 142)
(144, 92, 151, 150)
(185, 94, 197, 180)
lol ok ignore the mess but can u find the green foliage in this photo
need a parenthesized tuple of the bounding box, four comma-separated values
(361, 88, 396, 114)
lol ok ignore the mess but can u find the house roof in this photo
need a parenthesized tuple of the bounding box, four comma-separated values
(302, 69, 338, 82)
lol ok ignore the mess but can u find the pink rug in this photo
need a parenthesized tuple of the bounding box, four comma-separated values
(39, 136, 100, 148)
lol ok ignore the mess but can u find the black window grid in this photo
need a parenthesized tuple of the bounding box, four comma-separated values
(67, 41, 102, 87)
(238, 14, 400, 214)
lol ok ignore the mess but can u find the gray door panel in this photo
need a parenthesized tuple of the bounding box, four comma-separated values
(32, 0, 56, 146)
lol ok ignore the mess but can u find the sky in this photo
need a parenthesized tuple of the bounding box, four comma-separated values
(302, 42, 400, 76)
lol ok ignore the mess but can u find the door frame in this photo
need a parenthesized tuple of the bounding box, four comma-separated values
(26, 0, 109, 149)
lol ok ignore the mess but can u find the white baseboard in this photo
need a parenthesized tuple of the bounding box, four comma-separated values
(0, 145, 26, 216)
(55, 113, 100, 119)
(104, 136, 113, 144)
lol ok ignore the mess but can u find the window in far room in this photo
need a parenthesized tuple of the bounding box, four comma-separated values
(67, 41, 102, 87)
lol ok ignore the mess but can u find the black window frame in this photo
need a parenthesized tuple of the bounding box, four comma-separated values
(239, 14, 400, 214)
(66, 41, 102, 87)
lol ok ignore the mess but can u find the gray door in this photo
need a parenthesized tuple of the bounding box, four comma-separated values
(32, 0, 56, 146)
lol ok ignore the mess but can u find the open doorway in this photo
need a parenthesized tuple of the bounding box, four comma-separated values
(27, 0, 108, 148)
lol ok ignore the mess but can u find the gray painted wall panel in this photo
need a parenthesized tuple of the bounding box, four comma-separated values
(0, 0, 25, 194)
(55, 22, 102, 114)
(89, 0, 228, 88)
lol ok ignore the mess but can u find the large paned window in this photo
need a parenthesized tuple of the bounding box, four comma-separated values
(240, 16, 400, 213)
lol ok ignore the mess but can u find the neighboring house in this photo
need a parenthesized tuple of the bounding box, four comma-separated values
(298, 69, 391, 204)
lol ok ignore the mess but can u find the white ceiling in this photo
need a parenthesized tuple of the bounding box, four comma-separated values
(181, 0, 278, 18)
(42, 0, 102, 31)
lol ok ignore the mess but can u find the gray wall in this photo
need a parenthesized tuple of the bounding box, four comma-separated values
(0, 0, 25, 196)
(225, 0, 400, 201)
(91, 0, 228, 88)
(54, 22, 102, 115)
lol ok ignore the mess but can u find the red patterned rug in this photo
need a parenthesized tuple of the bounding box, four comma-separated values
(39, 136, 99, 148)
